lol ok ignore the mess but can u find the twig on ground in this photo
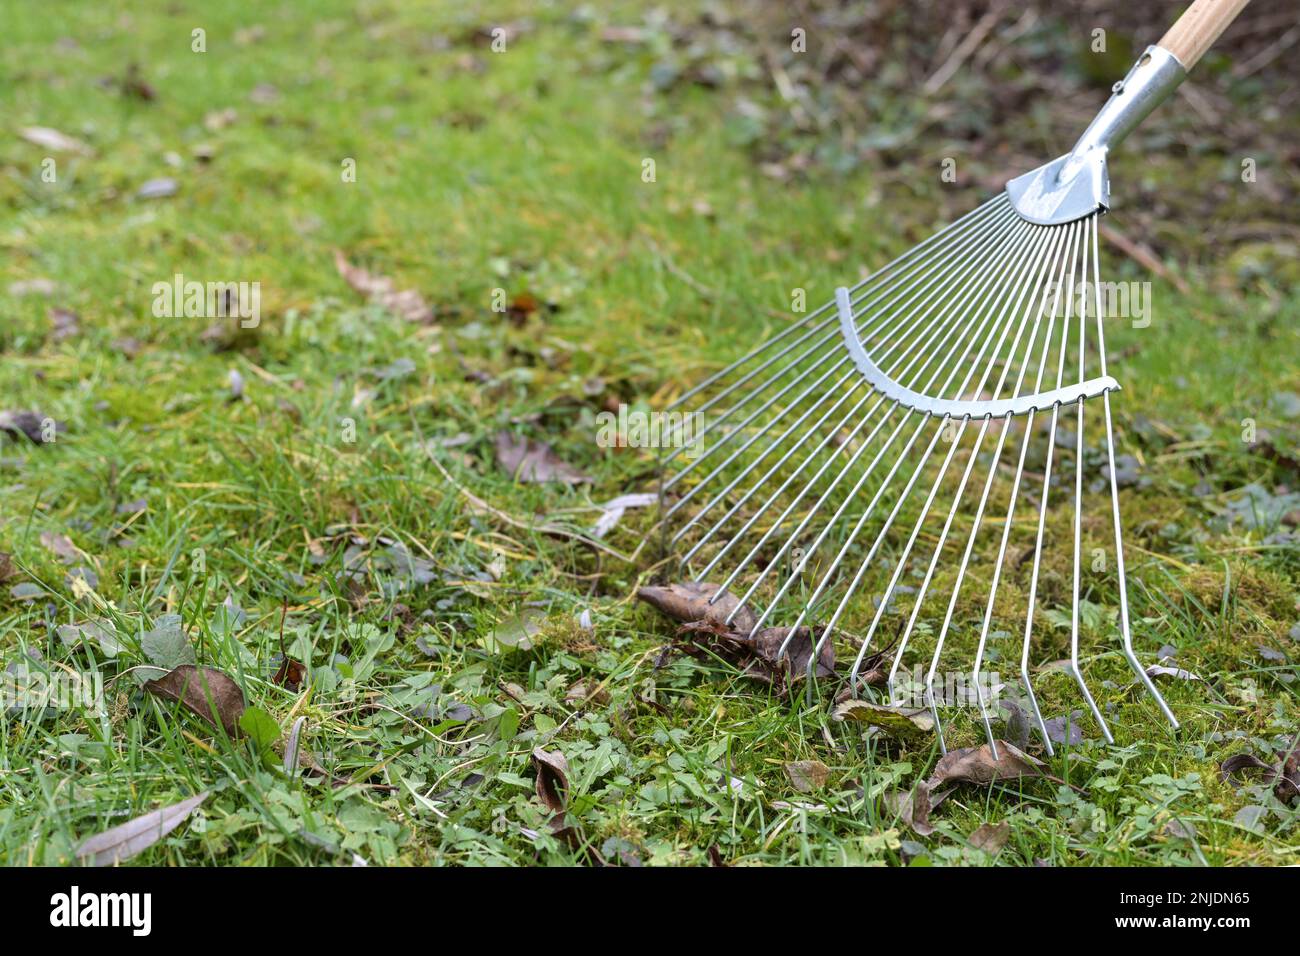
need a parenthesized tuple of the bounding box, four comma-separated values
(645, 235, 789, 321)
(922, 2, 1006, 95)
(1099, 222, 1191, 295)
(1232, 24, 1300, 79)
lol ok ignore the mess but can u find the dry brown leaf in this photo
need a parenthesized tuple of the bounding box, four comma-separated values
(968, 820, 1010, 855)
(925, 741, 1044, 790)
(532, 747, 569, 814)
(506, 291, 540, 323)
(1218, 752, 1273, 782)
(1222, 734, 1300, 805)
(333, 250, 433, 323)
(883, 781, 935, 837)
(637, 581, 757, 634)
(784, 760, 830, 793)
(638, 583, 835, 687)
(494, 432, 591, 484)
(751, 626, 834, 681)
(144, 664, 246, 738)
(272, 656, 307, 692)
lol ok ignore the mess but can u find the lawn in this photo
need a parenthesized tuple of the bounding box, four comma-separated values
(1, 0, 1297, 866)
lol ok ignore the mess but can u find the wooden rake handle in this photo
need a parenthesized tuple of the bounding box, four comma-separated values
(1158, 0, 1252, 69)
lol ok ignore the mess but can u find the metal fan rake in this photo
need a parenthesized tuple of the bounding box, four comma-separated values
(656, 0, 1251, 753)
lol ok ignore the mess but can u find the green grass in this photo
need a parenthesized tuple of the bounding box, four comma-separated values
(1, 0, 1297, 866)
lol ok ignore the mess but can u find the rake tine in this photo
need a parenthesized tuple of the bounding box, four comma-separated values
(702, 221, 1041, 611)
(1009, 221, 1089, 753)
(918, 420, 994, 750)
(968, 225, 1077, 755)
(921, 227, 1073, 751)
(786, 221, 1059, 674)
(673, 211, 1026, 536)
(664, 358, 859, 514)
(730, 220, 1045, 633)
(666, 196, 1011, 414)
(813, 225, 1063, 699)
(1066, 217, 1114, 742)
(690, 393, 895, 581)
(1020, 218, 1093, 749)
(690, 200, 1015, 414)
(663, 204, 1019, 478)
(663, 201, 1013, 443)
(668, 371, 864, 531)
(849, 224, 1063, 692)
(1090, 221, 1180, 730)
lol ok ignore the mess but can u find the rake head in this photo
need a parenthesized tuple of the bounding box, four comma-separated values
(653, 38, 1212, 753)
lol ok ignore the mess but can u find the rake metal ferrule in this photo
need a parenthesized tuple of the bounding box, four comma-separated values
(834, 288, 1119, 418)
(1005, 45, 1187, 226)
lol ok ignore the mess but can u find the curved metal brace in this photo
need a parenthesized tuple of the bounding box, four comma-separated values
(835, 288, 1119, 418)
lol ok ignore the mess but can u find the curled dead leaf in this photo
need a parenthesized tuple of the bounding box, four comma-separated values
(637, 580, 757, 633)
(532, 747, 569, 814)
(637, 583, 834, 687)
(272, 655, 307, 692)
(1219, 751, 1273, 782)
(925, 741, 1043, 790)
(1221, 735, 1300, 806)
(882, 781, 943, 837)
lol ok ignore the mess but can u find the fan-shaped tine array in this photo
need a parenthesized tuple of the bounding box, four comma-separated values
(659, 196, 1178, 752)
